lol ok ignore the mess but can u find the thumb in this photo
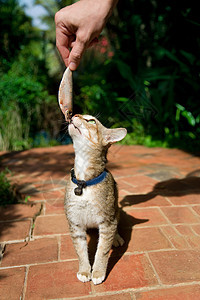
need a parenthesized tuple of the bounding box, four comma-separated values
(68, 38, 86, 71)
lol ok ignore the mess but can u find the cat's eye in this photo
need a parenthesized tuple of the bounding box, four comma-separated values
(87, 119, 96, 124)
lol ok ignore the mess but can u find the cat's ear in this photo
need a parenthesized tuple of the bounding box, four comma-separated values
(103, 128, 127, 145)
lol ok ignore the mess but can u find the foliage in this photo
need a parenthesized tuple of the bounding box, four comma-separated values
(0, 0, 199, 152)
(0, 72, 59, 150)
(73, 0, 200, 152)
(0, 0, 35, 72)
(0, 169, 18, 206)
(0, 0, 61, 151)
(0, 168, 31, 205)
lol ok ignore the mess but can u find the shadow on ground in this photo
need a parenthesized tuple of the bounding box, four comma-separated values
(103, 170, 200, 280)
(0, 147, 123, 178)
(0, 148, 75, 177)
(121, 171, 200, 208)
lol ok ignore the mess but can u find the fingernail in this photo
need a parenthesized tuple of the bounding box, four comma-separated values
(69, 62, 77, 71)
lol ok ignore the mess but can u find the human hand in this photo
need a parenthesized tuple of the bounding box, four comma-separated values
(55, 0, 118, 70)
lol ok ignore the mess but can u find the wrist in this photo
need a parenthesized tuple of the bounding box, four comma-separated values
(80, 0, 118, 20)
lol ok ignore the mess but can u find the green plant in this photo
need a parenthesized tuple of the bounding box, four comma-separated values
(0, 169, 18, 206)
(0, 74, 41, 150)
(1, 0, 200, 152)
(24, 196, 31, 203)
(0, 0, 35, 73)
(0, 0, 62, 151)
(0, 168, 32, 206)
(0, 73, 58, 151)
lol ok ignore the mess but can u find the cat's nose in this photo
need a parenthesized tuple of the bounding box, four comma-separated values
(73, 114, 81, 118)
(72, 114, 82, 126)
(72, 114, 82, 122)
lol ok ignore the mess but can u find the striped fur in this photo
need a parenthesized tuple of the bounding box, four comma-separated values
(65, 114, 126, 284)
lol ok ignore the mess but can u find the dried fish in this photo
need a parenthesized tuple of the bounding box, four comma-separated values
(58, 67, 73, 122)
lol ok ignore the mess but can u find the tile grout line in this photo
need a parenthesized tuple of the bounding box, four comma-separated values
(145, 252, 162, 285)
(171, 225, 192, 249)
(57, 235, 61, 262)
(22, 265, 29, 300)
(0, 239, 30, 245)
(62, 288, 146, 300)
(158, 226, 176, 250)
(120, 179, 137, 188)
(31, 281, 200, 300)
(122, 204, 200, 211)
(0, 233, 70, 245)
(43, 200, 47, 215)
(30, 203, 44, 239)
(35, 213, 66, 217)
(2, 223, 200, 245)
(33, 213, 66, 218)
(134, 222, 200, 227)
(157, 207, 172, 225)
(189, 206, 200, 220)
(89, 279, 96, 295)
(134, 281, 200, 295)
(67, 289, 136, 300)
(130, 290, 136, 300)
(190, 225, 200, 237)
(165, 196, 175, 206)
(0, 258, 79, 270)
(33, 233, 70, 240)
(1, 248, 182, 270)
(29, 219, 34, 241)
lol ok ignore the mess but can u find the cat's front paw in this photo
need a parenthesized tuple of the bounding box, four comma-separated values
(92, 271, 106, 285)
(77, 271, 91, 282)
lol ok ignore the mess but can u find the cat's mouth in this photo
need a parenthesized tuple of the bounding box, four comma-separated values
(70, 122, 82, 135)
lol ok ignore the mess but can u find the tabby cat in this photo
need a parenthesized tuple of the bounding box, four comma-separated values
(65, 114, 127, 284)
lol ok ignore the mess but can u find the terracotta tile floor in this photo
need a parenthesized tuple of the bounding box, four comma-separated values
(0, 145, 200, 299)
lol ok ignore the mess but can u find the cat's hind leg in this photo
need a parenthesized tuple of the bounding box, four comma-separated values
(112, 231, 124, 247)
(70, 225, 91, 282)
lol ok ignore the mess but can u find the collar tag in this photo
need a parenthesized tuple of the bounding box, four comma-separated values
(74, 186, 83, 196)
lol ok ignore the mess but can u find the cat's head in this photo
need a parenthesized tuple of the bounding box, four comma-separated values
(68, 114, 127, 150)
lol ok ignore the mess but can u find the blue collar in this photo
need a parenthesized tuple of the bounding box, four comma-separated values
(71, 168, 107, 196)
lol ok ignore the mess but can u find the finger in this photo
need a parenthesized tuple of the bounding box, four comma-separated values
(70, 37, 98, 49)
(56, 26, 70, 67)
(68, 38, 87, 71)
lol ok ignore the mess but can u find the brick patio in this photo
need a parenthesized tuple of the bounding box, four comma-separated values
(0, 144, 200, 299)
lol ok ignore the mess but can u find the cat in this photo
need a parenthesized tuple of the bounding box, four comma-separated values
(65, 114, 127, 285)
